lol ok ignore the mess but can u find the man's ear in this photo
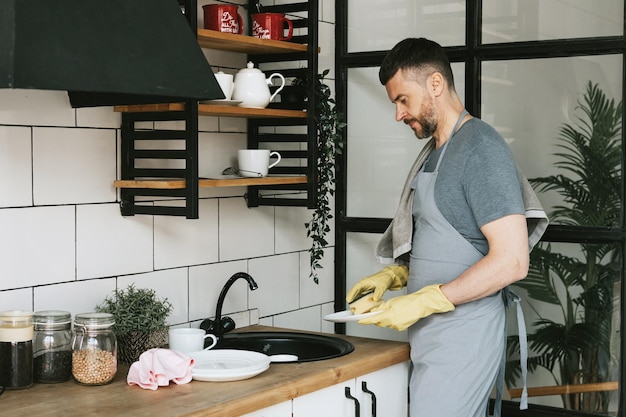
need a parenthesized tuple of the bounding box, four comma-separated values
(429, 72, 445, 96)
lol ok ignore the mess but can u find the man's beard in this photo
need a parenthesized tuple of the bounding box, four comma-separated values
(405, 99, 437, 139)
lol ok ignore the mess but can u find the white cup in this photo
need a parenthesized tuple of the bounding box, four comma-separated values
(168, 328, 218, 354)
(238, 149, 281, 177)
(214, 71, 234, 100)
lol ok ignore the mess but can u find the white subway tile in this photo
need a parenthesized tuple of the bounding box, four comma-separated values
(0, 89, 76, 127)
(321, 302, 335, 333)
(300, 248, 334, 308)
(198, 131, 246, 178)
(318, 21, 335, 79)
(0, 288, 33, 311)
(0, 206, 75, 290)
(219, 198, 275, 261)
(154, 199, 219, 269)
(273, 305, 321, 332)
(0, 126, 32, 207)
(34, 278, 116, 318)
(117, 268, 189, 327)
(33, 127, 117, 205)
(249, 253, 299, 317)
(76, 106, 121, 129)
(189, 260, 248, 322)
(76, 203, 153, 279)
(275, 206, 310, 253)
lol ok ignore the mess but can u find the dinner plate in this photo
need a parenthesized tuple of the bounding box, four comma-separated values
(323, 310, 382, 323)
(192, 363, 270, 382)
(190, 349, 270, 374)
(199, 99, 243, 106)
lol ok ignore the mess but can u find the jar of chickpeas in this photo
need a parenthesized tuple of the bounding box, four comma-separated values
(71, 313, 117, 386)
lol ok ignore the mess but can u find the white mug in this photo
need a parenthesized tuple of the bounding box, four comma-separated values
(168, 328, 218, 354)
(238, 149, 281, 177)
(214, 71, 234, 100)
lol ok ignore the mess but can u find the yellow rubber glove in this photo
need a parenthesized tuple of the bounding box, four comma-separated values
(358, 284, 455, 331)
(346, 265, 409, 303)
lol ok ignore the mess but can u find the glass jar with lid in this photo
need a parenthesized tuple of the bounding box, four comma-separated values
(71, 312, 117, 385)
(33, 310, 72, 383)
(0, 310, 34, 389)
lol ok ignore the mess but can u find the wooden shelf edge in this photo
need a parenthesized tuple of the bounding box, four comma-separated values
(114, 176, 308, 189)
(509, 381, 619, 398)
(113, 102, 307, 118)
(197, 29, 309, 54)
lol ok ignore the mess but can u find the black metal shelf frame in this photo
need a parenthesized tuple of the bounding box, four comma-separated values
(118, 0, 319, 218)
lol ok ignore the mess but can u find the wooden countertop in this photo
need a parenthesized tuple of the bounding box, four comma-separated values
(2, 326, 409, 417)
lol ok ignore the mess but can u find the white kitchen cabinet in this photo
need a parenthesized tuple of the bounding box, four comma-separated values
(292, 361, 410, 417)
(241, 401, 292, 417)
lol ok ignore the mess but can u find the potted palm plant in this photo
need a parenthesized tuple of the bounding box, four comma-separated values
(96, 284, 173, 364)
(505, 81, 621, 412)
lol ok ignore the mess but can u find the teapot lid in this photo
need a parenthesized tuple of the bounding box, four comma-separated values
(238, 61, 262, 74)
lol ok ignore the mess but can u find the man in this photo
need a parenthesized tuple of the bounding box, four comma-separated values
(346, 38, 547, 416)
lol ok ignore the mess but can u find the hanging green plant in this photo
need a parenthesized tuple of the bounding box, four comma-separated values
(305, 69, 346, 284)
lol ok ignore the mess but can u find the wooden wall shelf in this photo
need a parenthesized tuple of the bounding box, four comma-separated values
(114, 102, 307, 119)
(114, 176, 307, 189)
(196, 29, 309, 54)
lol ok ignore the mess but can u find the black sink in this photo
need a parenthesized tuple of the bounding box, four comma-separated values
(211, 331, 355, 362)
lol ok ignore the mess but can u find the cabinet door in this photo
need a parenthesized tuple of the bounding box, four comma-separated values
(292, 379, 356, 417)
(241, 400, 292, 417)
(356, 361, 410, 417)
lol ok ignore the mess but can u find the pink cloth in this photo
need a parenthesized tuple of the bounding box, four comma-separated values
(127, 348, 195, 390)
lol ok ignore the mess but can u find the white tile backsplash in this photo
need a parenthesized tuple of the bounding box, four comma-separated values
(34, 278, 116, 318)
(0, 126, 32, 208)
(154, 199, 219, 269)
(219, 198, 276, 261)
(76, 203, 153, 279)
(249, 253, 299, 317)
(189, 260, 248, 322)
(0, 205, 75, 290)
(0, 9, 339, 335)
(33, 127, 117, 205)
(0, 288, 33, 311)
(117, 268, 189, 326)
(0, 89, 75, 127)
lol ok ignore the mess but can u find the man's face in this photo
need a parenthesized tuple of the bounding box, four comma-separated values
(385, 69, 437, 139)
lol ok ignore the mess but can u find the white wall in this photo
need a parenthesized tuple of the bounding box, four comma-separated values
(0, 0, 337, 335)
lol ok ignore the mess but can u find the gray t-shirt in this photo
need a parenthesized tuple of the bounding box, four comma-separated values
(421, 118, 524, 255)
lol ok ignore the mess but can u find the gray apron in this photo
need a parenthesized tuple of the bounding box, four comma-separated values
(407, 111, 505, 417)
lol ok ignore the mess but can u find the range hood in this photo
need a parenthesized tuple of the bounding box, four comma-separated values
(0, 0, 224, 107)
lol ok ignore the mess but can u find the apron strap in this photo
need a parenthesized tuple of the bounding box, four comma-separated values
(494, 287, 528, 417)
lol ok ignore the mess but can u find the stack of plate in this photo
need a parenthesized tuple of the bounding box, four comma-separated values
(190, 349, 271, 382)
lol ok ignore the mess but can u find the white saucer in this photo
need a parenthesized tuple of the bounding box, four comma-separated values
(192, 363, 270, 382)
(200, 99, 243, 106)
(323, 310, 382, 323)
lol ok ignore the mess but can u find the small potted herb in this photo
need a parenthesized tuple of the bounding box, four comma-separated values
(96, 284, 173, 364)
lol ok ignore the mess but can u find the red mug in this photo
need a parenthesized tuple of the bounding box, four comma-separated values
(203, 4, 244, 34)
(251, 13, 293, 41)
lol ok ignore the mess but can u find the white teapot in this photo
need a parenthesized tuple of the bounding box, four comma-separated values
(232, 62, 285, 108)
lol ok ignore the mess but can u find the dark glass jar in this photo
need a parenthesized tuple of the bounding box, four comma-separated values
(33, 310, 72, 383)
(71, 313, 117, 385)
(0, 310, 34, 389)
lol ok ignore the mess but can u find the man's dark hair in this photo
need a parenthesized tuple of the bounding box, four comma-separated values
(379, 38, 455, 90)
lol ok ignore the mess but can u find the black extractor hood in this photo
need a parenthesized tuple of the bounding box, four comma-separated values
(0, 0, 225, 107)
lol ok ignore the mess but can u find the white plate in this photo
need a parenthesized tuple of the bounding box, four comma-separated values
(199, 99, 243, 106)
(192, 363, 270, 382)
(190, 349, 270, 374)
(323, 310, 382, 323)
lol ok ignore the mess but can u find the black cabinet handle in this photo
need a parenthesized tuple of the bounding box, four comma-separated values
(345, 387, 361, 417)
(361, 381, 377, 417)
